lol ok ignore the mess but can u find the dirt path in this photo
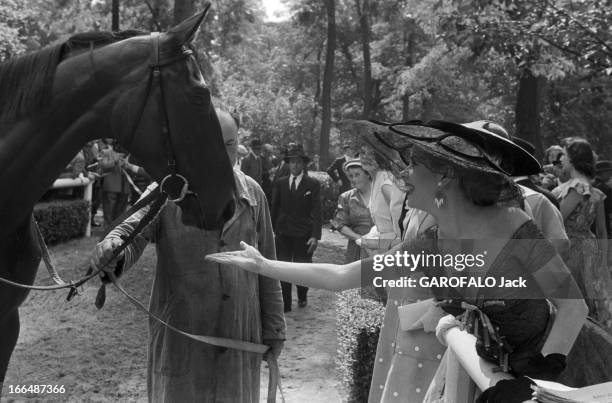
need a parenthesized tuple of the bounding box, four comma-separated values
(2, 228, 347, 402)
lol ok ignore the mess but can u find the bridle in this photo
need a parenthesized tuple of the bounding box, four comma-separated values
(124, 31, 199, 205)
(0, 32, 200, 294)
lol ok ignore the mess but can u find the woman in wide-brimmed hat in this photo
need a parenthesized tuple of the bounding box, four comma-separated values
(207, 119, 588, 402)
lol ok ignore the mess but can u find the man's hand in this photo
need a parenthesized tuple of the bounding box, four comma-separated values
(306, 237, 318, 254)
(337, 179, 343, 187)
(263, 339, 284, 362)
(90, 237, 125, 283)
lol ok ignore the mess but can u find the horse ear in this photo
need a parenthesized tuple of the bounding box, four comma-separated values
(166, 3, 211, 45)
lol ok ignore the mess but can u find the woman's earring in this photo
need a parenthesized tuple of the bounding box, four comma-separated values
(434, 181, 445, 208)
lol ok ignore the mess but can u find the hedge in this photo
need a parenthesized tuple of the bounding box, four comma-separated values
(308, 170, 340, 221)
(336, 289, 386, 402)
(33, 199, 90, 245)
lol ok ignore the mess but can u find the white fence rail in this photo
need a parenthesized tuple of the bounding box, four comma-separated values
(50, 175, 93, 237)
(436, 324, 574, 403)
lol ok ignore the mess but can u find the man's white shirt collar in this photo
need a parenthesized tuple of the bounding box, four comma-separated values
(289, 171, 304, 189)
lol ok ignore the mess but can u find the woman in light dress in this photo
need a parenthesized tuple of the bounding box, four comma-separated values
(207, 120, 587, 403)
(552, 137, 612, 330)
(359, 146, 405, 254)
(331, 159, 374, 263)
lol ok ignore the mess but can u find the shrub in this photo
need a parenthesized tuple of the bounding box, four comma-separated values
(336, 289, 385, 402)
(34, 199, 89, 245)
(309, 170, 340, 221)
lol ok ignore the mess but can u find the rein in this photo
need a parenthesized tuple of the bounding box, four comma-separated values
(0, 186, 165, 298)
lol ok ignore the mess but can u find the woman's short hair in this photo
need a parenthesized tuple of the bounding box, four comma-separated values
(562, 137, 595, 178)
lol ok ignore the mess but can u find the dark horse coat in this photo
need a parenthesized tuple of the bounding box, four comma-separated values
(0, 10, 236, 392)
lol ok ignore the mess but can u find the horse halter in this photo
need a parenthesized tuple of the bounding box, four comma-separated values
(123, 32, 197, 204)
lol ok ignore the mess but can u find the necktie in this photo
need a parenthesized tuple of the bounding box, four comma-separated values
(291, 176, 297, 192)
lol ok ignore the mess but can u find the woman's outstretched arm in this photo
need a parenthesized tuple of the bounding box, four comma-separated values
(206, 241, 369, 291)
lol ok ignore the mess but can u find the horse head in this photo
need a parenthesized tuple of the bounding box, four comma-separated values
(53, 7, 235, 230)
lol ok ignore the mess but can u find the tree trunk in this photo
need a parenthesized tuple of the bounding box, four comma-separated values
(174, 0, 195, 25)
(515, 68, 547, 159)
(319, 0, 336, 168)
(111, 0, 120, 31)
(402, 30, 415, 121)
(355, 0, 372, 118)
(421, 89, 435, 121)
(308, 44, 324, 157)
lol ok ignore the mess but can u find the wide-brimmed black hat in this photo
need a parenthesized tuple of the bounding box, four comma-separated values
(352, 119, 541, 176)
(596, 160, 612, 173)
(284, 143, 310, 163)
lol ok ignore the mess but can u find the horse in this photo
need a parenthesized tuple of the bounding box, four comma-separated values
(0, 8, 236, 389)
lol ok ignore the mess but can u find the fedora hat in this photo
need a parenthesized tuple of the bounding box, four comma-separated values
(353, 119, 541, 177)
(284, 143, 310, 163)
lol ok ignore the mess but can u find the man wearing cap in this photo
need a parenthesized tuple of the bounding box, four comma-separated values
(241, 138, 264, 185)
(271, 144, 322, 311)
(326, 144, 355, 193)
(593, 160, 612, 238)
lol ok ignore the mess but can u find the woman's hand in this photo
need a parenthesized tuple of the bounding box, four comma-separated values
(206, 241, 266, 273)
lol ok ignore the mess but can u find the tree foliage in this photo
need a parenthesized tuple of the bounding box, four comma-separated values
(2, 0, 611, 159)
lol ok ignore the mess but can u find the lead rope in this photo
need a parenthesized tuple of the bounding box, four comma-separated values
(106, 269, 285, 403)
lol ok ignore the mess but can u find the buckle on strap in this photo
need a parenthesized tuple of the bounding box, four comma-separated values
(160, 174, 190, 203)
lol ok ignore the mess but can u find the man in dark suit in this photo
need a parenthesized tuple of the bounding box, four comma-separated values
(241, 138, 264, 185)
(511, 137, 560, 209)
(326, 144, 355, 193)
(272, 144, 291, 182)
(271, 144, 322, 312)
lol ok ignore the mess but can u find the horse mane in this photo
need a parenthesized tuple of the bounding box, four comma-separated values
(0, 29, 147, 125)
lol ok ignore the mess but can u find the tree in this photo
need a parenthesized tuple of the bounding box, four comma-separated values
(319, 0, 336, 167)
(173, 0, 194, 24)
(354, 0, 372, 117)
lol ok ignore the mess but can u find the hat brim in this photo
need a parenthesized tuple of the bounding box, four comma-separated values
(350, 120, 541, 176)
(284, 155, 310, 163)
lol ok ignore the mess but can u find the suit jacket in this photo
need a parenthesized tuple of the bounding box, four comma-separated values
(515, 177, 560, 209)
(240, 152, 263, 184)
(273, 161, 290, 182)
(272, 174, 322, 239)
(326, 156, 351, 193)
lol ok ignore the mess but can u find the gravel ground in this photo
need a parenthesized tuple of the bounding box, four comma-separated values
(3, 227, 347, 402)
